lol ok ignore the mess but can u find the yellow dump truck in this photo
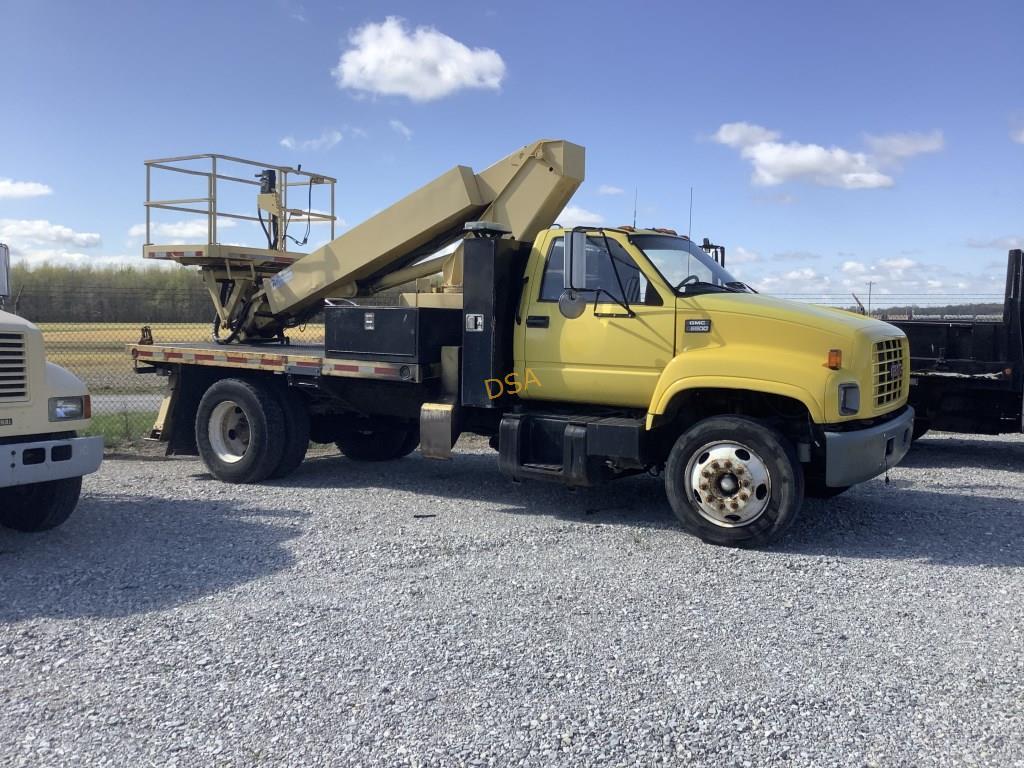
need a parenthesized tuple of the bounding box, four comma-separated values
(0, 244, 103, 531)
(130, 141, 913, 547)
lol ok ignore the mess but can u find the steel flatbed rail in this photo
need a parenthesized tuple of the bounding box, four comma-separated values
(129, 342, 435, 383)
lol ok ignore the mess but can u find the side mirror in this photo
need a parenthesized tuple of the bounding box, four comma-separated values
(562, 230, 587, 290)
(558, 289, 587, 319)
(0, 244, 10, 305)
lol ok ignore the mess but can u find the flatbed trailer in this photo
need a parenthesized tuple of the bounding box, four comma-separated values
(890, 249, 1023, 437)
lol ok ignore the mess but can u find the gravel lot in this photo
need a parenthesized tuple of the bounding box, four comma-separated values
(1, 432, 1022, 767)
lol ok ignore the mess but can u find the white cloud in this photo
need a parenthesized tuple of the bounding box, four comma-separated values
(773, 250, 820, 261)
(128, 219, 237, 241)
(967, 235, 1023, 250)
(280, 129, 343, 151)
(864, 130, 944, 161)
(597, 184, 624, 196)
(333, 16, 505, 102)
(389, 119, 413, 140)
(0, 219, 100, 247)
(712, 122, 941, 189)
(878, 256, 917, 271)
(557, 205, 603, 227)
(742, 252, 1005, 308)
(1011, 127, 1024, 144)
(783, 267, 824, 282)
(0, 178, 53, 199)
(730, 246, 760, 264)
(713, 123, 780, 148)
(6, 245, 162, 269)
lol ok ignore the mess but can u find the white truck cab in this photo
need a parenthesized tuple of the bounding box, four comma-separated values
(0, 244, 103, 531)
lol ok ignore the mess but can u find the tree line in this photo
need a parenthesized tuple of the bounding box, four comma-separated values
(5, 264, 407, 323)
(7, 264, 212, 323)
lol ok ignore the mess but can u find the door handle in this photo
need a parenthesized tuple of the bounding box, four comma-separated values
(525, 315, 549, 328)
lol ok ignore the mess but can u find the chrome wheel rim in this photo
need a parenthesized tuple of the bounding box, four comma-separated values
(208, 400, 250, 464)
(685, 441, 771, 527)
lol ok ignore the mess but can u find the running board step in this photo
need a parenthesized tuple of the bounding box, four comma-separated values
(497, 412, 646, 487)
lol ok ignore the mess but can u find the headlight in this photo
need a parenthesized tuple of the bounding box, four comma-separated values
(49, 395, 90, 421)
(838, 383, 860, 416)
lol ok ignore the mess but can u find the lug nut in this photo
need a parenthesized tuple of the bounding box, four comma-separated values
(724, 460, 733, 469)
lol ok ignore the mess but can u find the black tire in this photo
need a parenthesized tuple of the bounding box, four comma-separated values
(911, 419, 930, 442)
(336, 419, 419, 462)
(664, 416, 803, 548)
(0, 476, 83, 532)
(268, 387, 310, 479)
(195, 378, 286, 483)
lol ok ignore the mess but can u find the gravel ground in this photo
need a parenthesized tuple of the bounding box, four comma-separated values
(1, 432, 1022, 767)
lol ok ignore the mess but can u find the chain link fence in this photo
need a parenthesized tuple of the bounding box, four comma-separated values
(35, 322, 327, 446)
(29, 291, 1007, 448)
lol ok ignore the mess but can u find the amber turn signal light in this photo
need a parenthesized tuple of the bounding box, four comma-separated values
(827, 349, 843, 370)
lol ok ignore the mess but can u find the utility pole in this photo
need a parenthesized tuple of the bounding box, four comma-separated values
(866, 281, 874, 316)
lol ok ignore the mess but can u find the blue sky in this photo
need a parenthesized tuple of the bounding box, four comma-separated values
(1, 0, 1021, 306)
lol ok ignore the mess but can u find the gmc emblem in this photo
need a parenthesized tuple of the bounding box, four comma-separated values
(889, 362, 904, 381)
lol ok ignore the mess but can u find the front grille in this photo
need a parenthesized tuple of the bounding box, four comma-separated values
(873, 338, 904, 409)
(0, 332, 28, 402)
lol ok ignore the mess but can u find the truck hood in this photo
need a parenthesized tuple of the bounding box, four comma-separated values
(0, 310, 38, 333)
(683, 292, 901, 338)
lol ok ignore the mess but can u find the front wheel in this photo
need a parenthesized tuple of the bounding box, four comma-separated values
(0, 476, 83, 532)
(664, 416, 803, 548)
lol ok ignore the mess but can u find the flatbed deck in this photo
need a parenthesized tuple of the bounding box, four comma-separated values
(130, 341, 435, 383)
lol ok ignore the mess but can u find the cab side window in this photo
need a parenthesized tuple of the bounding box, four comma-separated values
(539, 236, 660, 305)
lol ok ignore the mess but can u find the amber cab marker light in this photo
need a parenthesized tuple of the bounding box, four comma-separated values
(83, 395, 92, 419)
(827, 349, 843, 370)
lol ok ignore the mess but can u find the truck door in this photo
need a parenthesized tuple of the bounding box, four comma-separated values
(517, 233, 675, 408)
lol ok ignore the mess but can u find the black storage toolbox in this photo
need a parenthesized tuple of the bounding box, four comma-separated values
(324, 305, 462, 364)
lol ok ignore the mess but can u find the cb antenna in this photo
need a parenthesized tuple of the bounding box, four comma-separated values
(632, 188, 638, 229)
(688, 186, 694, 240)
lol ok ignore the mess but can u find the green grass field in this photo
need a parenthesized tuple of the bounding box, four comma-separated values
(85, 410, 158, 448)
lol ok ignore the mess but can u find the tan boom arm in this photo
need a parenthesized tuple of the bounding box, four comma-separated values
(240, 139, 583, 340)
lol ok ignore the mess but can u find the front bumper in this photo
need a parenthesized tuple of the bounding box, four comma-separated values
(0, 435, 103, 489)
(824, 406, 914, 487)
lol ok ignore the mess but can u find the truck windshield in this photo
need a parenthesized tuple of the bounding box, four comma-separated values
(632, 234, 748, 294)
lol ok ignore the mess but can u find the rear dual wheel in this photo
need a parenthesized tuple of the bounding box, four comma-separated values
(196, 378, 309, 483)
(665, 416, 803, 548)
(335, 419, 419, 462)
